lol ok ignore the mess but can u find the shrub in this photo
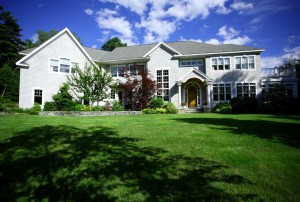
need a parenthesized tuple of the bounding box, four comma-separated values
(231, 97, 258, 113)
(92, 106, 104, 111)
(156, 108, 167, 114)
(213, 102, 232, 114)
(163, 102, 178, 114)
(74, 104, 85, 111)
(26, 103, 41, 115)
(142, 108, 157, 114)
(149, 97, 164, 109)
(0, 98, 13, 112)
(52, 83, 76, 111)
(43, 102, 58, 111)
(112, 101, 124, 111)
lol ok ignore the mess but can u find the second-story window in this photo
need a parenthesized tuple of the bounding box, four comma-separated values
(49, 58, 78, 73)
(212, 57, 230, 70)
(235, 56, 255, 70)
(110, 65, 126, 77)
(180, 60, 203, 67)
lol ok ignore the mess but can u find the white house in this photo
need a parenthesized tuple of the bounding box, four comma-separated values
(16, 28, 298, 110)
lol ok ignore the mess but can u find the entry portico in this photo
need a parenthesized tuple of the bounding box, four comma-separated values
(176, 68, 213, 108)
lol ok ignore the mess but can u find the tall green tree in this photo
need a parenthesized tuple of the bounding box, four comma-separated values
(101, 37, 127, 51)
(0, 5, 24, 67)
(0, 64, 19, 100)
(66, 63, 115, 105)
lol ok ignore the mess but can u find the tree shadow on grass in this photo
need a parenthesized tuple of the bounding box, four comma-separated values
(0, 125, 257, 201)
(173, 116, 300, 148)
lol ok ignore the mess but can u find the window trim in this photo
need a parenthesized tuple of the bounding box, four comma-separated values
(180, 59, 203, 67)
(234, 55, 256, 70)
(156, 68, 170, 102)
(236, 82, 256, 97)
(32, 88, 44, 107)
(212, 83, 232, 102)
(49, 57, 79, 74)
(211, 57, 231, 70)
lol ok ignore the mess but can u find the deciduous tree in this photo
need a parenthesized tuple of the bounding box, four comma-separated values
(101, 37, 127, 51)
(119, 65, 157, 110)
(66, 63, 115, 105)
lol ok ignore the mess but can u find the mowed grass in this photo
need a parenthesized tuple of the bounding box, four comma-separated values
(0, 113, 299, 201)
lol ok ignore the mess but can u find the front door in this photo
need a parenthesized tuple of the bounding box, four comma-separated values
(188, 86, 197, 108)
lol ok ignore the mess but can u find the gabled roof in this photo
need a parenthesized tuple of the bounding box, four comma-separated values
(16, 28, 96, 67)
(178, 68, 212, 83)
(17, 28, 264, 65)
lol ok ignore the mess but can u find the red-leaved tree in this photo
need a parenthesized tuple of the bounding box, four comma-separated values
(119, 64, 157, 110)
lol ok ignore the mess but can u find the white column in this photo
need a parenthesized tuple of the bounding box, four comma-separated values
(177, 81, 182, 107)
(206, 82, 212, 108)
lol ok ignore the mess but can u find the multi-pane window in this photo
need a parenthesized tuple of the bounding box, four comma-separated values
(129, 64, 145, 76)
(235, 56, 255, 70)
(236, 83, 256, 97)
(213, 84, 231, 101)
(50, 59, 59, 72)
(34, 89, 43, 104)
(110, 65, 126, 77)
(71, 62, 78, 73)
(212, 57, 230, 70)
(157, 69, 169, 102)
(49, 58, 78, 73)
(60, 58, 70, 73)
(110, 90, 116, 99)
(180, 60, 203, 67)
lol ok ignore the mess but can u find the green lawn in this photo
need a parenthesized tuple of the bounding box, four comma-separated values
(0, 113, 299, 201)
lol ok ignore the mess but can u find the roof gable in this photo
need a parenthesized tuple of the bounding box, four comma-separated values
(143, 42, 182, 57)
(178, 68, 212, 83)
(16, 28, 95, 67)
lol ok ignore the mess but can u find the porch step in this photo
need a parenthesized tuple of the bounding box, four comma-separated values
(183, 108, 203, 113)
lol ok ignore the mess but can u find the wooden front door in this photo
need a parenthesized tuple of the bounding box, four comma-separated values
(188, 86, 197, 108)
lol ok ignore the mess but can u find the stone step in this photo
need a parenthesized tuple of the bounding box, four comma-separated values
(183, 108, 203, 113)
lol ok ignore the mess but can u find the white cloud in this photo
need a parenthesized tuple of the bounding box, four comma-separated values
(230, 1, 253, 14)
(92, 45, 97, 48)
(84, 8, 94, 15)
(30, 33, 38, 43)
(99, 0, 148, 15)
(282, 45, 300, 59)
(96, 9, 133, 39)
(205, 38, 221, 45)
(223, 36, 251, 45)
(179, 36, 202, 43)
(261, 57, 282, 70)
(205, 25, 251, 45)
(217, 25, 239, 40)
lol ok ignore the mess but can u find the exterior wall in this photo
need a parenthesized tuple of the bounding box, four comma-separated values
(147, 46, 200, 107)
(205, 53, 262, 106)
(19, 33, 91, 109)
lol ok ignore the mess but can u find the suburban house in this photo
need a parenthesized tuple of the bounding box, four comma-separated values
(15, 28, 299, 110)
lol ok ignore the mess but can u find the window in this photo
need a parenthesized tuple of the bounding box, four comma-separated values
(34, 89, 43, 104)
(50, 59, 58, 72)
(129, 64, 145, 76)
(110, 90, 116, 99)
(180, 60, 203, 67)
(71, 62, 78, 73)
(213, 84, 231, 101)
(235, 56, 255, 70)
(157, 69, 169, 101)
(60, 58, 70, 73)
(110, 65, 126, 77)
(49, 58, 78, 73)
(236, 83, 256, 97)
(212, 57, 230, 70)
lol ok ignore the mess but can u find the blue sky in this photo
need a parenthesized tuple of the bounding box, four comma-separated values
(1, 0, 300, 69)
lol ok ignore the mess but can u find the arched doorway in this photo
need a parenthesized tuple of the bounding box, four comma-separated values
(188, 86, 197, 107)
(184, 81, 201, 108)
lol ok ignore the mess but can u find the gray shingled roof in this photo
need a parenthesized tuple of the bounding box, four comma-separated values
(84, 47, 109, 61)
(101, 43, 157, 61)
(19, 41, 263, 62)
(166, 41, 262, 55)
